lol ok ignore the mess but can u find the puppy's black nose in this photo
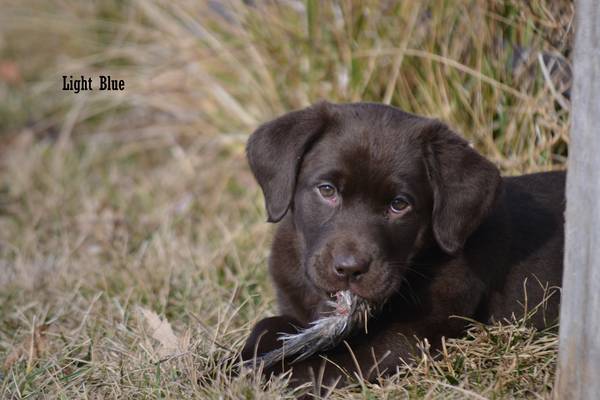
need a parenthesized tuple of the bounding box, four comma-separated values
(333, 254, 370, 279)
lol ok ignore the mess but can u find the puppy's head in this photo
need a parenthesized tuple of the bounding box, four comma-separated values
(247, 102, 501, 304)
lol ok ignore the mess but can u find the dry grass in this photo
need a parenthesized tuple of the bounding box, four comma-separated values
(0, 0, 571, 398)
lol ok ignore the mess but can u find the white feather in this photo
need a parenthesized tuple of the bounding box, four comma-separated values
(252, 290, 372, 368)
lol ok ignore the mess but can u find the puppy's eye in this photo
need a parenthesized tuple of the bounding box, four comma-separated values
(390, 197, 410, 214)
(317, 183, 337, 199)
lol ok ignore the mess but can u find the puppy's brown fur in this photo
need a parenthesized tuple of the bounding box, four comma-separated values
(242, 102, 564, 386)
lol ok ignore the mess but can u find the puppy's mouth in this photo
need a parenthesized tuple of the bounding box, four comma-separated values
(310, 273, 389, 305)
(322, 284, 366, 303)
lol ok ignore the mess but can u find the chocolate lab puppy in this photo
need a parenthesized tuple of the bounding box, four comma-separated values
(241, 102, 564, 387)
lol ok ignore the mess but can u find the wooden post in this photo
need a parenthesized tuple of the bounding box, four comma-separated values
(555, 0, 600, 398)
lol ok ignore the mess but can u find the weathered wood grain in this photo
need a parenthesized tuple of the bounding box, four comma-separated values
(555, 1, 600, 398)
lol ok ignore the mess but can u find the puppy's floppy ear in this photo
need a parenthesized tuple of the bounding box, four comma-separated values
(422, 122, 502, 254)
(247, 102, 332, 222)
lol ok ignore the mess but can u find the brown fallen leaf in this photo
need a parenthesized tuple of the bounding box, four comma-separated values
(0, 61, 22, 85)
(3, 324, 49, 371)
(139, 308, 180, 358)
